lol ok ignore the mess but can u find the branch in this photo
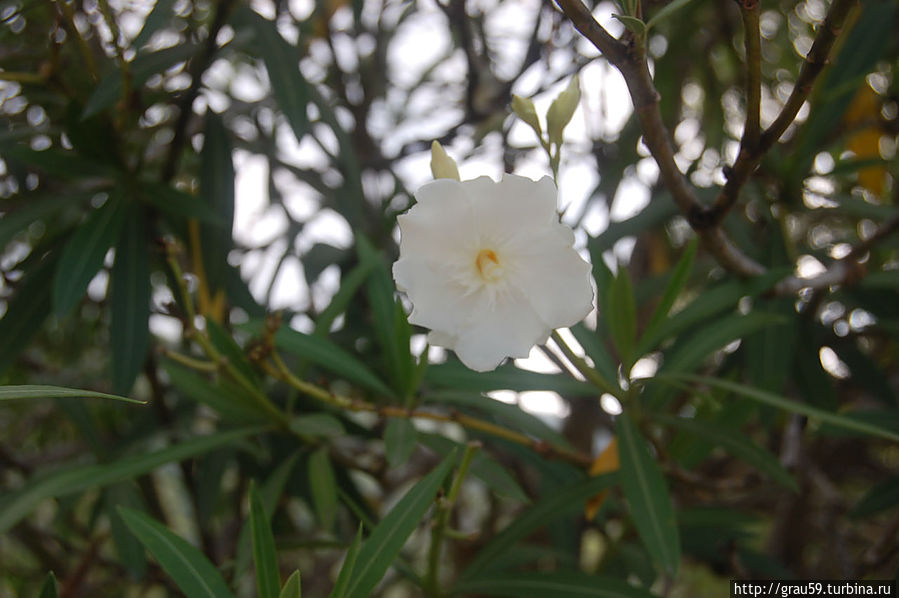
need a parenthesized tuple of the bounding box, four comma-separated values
(710, 0, 857, 221)
(774, 214, 899, 295)
(554, 0, 765, 276)
(739, 0, 761, 152)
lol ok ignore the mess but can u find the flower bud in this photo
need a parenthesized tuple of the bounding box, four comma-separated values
(430, 140, 460, 181)
(546, 76, 581, 148)
(511, 94, 542, 137)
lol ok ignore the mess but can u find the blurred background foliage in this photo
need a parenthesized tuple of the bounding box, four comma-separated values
(0, 0, 898, 596)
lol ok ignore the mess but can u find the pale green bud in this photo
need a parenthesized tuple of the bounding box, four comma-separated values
(511, 94, 542, 137)
(546, 76, 581, 148)
(430, 140, 460, 181)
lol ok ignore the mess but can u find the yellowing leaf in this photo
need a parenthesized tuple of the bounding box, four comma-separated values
(585, 438, 619, 519)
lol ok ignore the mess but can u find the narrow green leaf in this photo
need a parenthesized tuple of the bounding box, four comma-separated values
(659, 312, 784, 376)
(384, 418, 417, 468)
(106, 484, 148, 578)
(607, 267, 637, 368)
(248, 10, 309, 141)
(206, 319, 258, 387)
(308, 447, 338, 531)
(460, 473, 618, 580)
(425, 361, 596, 397)
(110, 201, 151, 394)
(341, 451, 456, 598)
(38, 572, 59, 598)
(279, 571, 302, 598)
(53, 192, 127, 316)
(569, 323, 619, 393)
(637, 268, 788, 353)
(636, 239, 697, 357)
(359, 236, 414, 395)
(743, 298, 798, 394)
(0, 193, 73, 251)
(250, 482, 280, 598)
(132, 0, 177, 48)
(83, 43, 198, 118)
(199, 111, 235, 292)
(314, 257, 376, 336)
(273, 327, 394, 397)
(616, 414, 680, 575)
(661, 374, 899, 443)
(119, 508, 234, 598)
(234, 454, 300, 581)
(612, 14, 647, 35)
(290, 413, 345, 438)
(651, 413, 797, 491)
(0, 255, 54, 376)
(0, 426, 263, 534)
(851, 476, 899, 518)
(0, 144, 115, 179)
(646, 0, 698, 29)
(425, 391, 572, 449)
(141, 182, 226, 226)
(163, 361, 266, 422)
(0, 385, 143, 404)
(453, 572, 656, 598)
(420, 434, 529, 503)
(329, 525, 363, 598)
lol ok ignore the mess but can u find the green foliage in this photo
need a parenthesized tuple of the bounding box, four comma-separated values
(2, 0, 898, 595)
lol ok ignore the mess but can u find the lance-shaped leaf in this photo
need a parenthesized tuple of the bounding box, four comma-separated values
(616, 414, 680, 575)
(119, 508, 234, 598)
(250, 482, 280, 598)
(0, 385, 143, 404)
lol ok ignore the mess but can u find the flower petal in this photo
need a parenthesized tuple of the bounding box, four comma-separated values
(393, 257, 477, 333)
(509, 227, 594, 327)
(398, 179, 478, 261)
(451, 287, 550, 372)
(463, 174, 559, 242)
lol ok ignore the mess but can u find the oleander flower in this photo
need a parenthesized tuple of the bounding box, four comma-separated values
(392, 174, 593, 372)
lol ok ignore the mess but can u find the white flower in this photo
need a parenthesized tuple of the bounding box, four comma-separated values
(392, 174, 594, 372)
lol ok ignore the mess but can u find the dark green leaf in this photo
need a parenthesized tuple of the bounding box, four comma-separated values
(0, 426, 263, 534)
(279, 571, 302, 598)
(83, 43, 198, 118)
(290, 413, 346, 438)
(646, 0, 698, 29)
(110, 201, 151, 394)
(453, 572, 656, 598)
(0, 385, 143, 404)
(659, 374, 899, 442)
(460, 473, 618, 580)
(0, 194, 73, 251)
(425, 361, 596, 397)
(851, 476, 899, 518)
(420, 434, 529, 502)
(132, 0, 177, 48)
(384, 418, 417, 468)
(119, 508, 234, 598)
(617, 414, 680, 575)
(0, 254, 54, 376)
(0, 144, 115, 178)
(570, 323, 619, 392)
(743, 299, 798, 394)
(636, 239, 697, 356)
(308, 447, 338, 531)
(163, 361, 267, 422)
(314, 257, 376, 336)
(341, 451, 456, 598)
(106, 484, 148, 578)
(273, 327, 394, 397)
(38, 572, 59, 598)
(250, 482, 280, 598)
(141, 182, 226, 226)
(607, 267, 637, 368)
(329, 525, 363, 598)
(199, 111, 235, 293)
(248, 10, 309, 142)
(206, 319, 259, 387)
(651, 413, 797, 491)
(53, 192, 127, 316)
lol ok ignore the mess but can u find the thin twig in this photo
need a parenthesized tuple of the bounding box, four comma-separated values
(739, 0, 761, 153)
(710, 0, 857, 222)
(554, 0, 766, 277)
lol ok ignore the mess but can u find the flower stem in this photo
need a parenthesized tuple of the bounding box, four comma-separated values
(550, 330, 622, 399)
(425, 441, 480, 597)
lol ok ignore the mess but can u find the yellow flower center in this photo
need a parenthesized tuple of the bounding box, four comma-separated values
(475, 249, 503, 282)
